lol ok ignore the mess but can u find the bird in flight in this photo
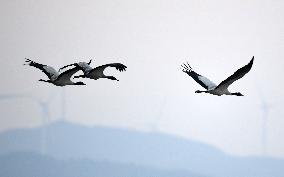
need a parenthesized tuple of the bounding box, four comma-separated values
(59, 60, 127, 81)
(24, 58, 86, 86)
(181, 56, 254, 96)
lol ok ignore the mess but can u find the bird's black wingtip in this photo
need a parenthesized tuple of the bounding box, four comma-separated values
(181, 62, 192, 73)
(24, 58, 32, 65)
(245, 56, 254, 71)
(248, 56, 254, 65)
(24, 58, 31, 62)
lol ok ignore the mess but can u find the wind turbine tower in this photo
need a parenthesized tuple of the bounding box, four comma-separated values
(259, 94, 269, 155)
(60, 88, 66, 121)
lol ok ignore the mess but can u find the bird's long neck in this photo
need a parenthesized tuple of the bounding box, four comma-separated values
(105, 76, 119, 81)
(195, 90, 208, 93)
(39, 79, 52, 83)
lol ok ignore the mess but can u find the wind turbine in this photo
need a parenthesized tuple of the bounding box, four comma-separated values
(148, 95, 167, 132)
(28, 92, 57, 155)
(255, 83, 278, 156)
(0, 91, 57, 155)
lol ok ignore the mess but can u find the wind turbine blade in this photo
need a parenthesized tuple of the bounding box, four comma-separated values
(0, 94, 27, 100)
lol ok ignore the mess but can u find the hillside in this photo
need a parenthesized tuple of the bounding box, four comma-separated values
(0, 121, 283, 177)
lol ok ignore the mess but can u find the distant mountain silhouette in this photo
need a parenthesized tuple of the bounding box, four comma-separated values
(0, 121, 283, 177)
(0, 152, 204, 177)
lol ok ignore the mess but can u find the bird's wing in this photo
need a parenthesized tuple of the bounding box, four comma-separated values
(57, 66, 81, 82)
(216, 56, 254, 90)
(182, 62, 217, 90)
(24, 58, 59, 80)
(58, 63, 76, 72)
(59, 60, 92, 74)
(89, 63, 127, 75)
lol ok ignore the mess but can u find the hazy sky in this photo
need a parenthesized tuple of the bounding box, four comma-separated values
(0, 0, 284, 157)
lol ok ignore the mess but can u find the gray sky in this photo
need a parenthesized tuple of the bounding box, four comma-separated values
(0, 0, 284, 157)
